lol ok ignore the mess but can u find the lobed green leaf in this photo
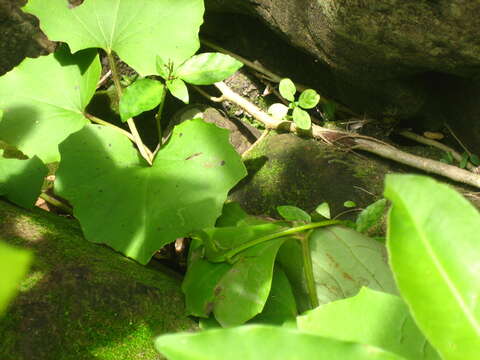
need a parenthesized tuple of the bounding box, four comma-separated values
(298, 89, 320, 109)
(279, 78, 296, 102)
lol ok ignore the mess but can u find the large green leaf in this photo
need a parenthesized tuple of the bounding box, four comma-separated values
(0, 46, 100, 162)
(55, 119, 246, 264)
(0, 241, 32, 315)
(385, 174, 480, 359)
(177, 53, 243, 85)
(251, 266, 297, 326)
(0, 152, 48, 208)
(297, 287, 439, 360)
(277, 226, 397, 312)
(24, 0, 204, 76)
(155, 325, 405, 360)
(213, 237, 287, 327)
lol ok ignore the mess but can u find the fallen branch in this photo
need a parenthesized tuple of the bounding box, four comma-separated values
(209, 81, 480, 189)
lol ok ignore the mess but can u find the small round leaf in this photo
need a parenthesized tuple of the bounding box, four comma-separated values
(298, 89, 320, 109)
(268, 103, 289, 121)
(279, 78, 296, 102)
(293, 107, 311, 130)
(120, 78, 165, 122)
(344, 201, 357, 208)
(177, 53, 243, 85)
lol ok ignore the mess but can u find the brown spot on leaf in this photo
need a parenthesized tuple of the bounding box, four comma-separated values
(185, 152, 202, 161)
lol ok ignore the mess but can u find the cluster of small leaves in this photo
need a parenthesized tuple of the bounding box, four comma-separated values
(440, 151, 480, 169)
(155, 174, 480, 359)
(268, 78, 320, 131)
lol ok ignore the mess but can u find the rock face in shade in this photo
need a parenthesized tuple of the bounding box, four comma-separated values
(0, 200, 195, 360)
(0, 0, 53, 75)
(206, 0, 480, 152)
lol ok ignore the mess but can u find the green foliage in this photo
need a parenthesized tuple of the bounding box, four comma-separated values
(55, 121, 246, 264)
(297, 288, 440, 360)
(24, 0, 205, 76)
(0, 152, 47, 208)
(156, 174, 480, 359)
(155, 325, 404, 359)
(0, 241, 32, 315)
(315, 202, 331, 219)
(119, 78, 165, 122)
(276, 78, 320, 131)
(276, 205, 311, 223)
(0, 46, 100, 162)
(385, 174, 480, 359)
(356, 198, 387, 233)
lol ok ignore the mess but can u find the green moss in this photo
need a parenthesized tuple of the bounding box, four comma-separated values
(0, 201, 195, 360)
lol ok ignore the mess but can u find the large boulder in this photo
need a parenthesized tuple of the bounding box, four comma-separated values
(0, 200, 195, 360)
(205, 0, 480, 152)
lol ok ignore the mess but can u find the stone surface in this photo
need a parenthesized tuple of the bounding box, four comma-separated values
(0, 200, 195, 360)
(0, 0, 53, 75)
(205, 0, 480, 152)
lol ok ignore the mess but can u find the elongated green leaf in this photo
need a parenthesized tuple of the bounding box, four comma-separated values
(292, 107, 311, 130)
(0, 153, 48, 208)
(251, 266, 297, 325)
(119, 78, 164, 122)
(213, 237, 287, 327)
(277, 226, 397, 312)
(177, 53, 243, 85)
(0, 241, 32, 315)
(182, 241, 231, 317)
(356, 198, 387, 233)
(167, 78, 189, 104)
(385, 174, 480, 359)
(298, 89, 320, 109)
(297, 287, 439, 360)
(279, 78, 296, 102)
(155, 325, 405, 360)
(277, 205, 311, 223)
(55, 120, 246, 264)
(215, 202, 249, 227)
(24, 0, 204, 76)
(0, 46, 100, 162)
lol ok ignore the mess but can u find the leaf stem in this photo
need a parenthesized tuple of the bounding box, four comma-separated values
(300, 231, 319, 309)
(106, 52, 153, 164)
(212, 220, 342, 263)
(155, 86, 167, 150)
(39, 192, 73, 214)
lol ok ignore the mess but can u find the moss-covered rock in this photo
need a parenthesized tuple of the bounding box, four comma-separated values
(0, 200, 195, 360)
(230, 132, 389, 218)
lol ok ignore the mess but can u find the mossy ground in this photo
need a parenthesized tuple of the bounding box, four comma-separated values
(0, 201, 195, 360)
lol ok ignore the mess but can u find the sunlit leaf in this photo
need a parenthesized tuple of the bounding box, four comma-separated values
(315, 202, 331, 219)
(385, 174, 480, 359)
(0, 152, 47, 208)
(0, 241, 32, 315)
(279, 78, 296, 102)
(55, 120, 246, 264)
(167, 78, 189, 104)
(177, 53, 243, 85)
(24, 0, 204, 76)
(297, 287, 440, 360)
(119, 78, 164, 122)
(292, 107, 311, 130)
(0, 46, 100, 162)
(155, 325, 405, 360)
(298, 89, 320, 109)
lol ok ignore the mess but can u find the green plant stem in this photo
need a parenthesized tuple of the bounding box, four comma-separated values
(106, 52, 152, 164)
(39, 192, 73, 214)
(155, 86, 167, 150)
(300, 231, 319, 309)
(213, 220, 343, 263)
